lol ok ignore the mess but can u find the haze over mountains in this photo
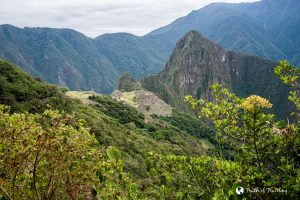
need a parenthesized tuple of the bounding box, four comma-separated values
(148, 0, 300, 64)
(0, 0, 299, 94)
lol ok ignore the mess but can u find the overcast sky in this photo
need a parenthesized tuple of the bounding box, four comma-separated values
(0, 0, 259, 38)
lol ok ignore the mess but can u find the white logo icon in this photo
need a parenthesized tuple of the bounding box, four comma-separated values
(236, 186, 244, 195)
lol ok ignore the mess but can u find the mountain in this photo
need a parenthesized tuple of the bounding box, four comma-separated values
(141, 31, 291, 119)
(147, 0, 300, 67)
(0, 24, 119, 93)
(0, 25, 165, 94)
(94, 33, 165, 79)
(94, 0, 300, 71)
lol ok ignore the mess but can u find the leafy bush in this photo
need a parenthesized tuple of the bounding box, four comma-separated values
(89, 95, 145, 128)
(159, 110, 216, 144)
(147, 152, 243, 199)
(0, 104, 139, 199)
(182, 62, 300, 199)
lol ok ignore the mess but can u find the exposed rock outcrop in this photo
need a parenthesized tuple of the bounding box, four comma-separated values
(142, 31, 291, 119)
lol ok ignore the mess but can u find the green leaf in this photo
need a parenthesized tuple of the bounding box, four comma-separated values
(106, 146, 120, 160)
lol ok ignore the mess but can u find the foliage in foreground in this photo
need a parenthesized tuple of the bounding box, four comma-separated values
(0, 105, 139, 200)
(147, 152, 243, 199)
(181, 61, 300, 199)
(141, 61, 300, 199)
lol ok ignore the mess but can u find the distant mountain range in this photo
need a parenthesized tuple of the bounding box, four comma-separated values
(147, 0, 300, 65)
(0, 25, 117, 93)
(0, 0, 299, 93)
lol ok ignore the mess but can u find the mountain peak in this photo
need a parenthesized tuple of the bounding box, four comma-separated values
(184, 30, 201, 37)
(179, 30, 221, 49)
(179, 30, 204, 45)
(142, 32, 291, 118)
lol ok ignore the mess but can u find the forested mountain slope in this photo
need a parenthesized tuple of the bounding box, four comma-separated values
(141, 31, 291, 119)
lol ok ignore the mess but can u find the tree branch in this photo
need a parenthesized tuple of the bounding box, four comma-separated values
(33, 153, 41, 200)
(0, 185, 13, 200)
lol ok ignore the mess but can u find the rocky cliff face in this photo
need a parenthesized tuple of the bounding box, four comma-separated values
(142, 31, 291, 119)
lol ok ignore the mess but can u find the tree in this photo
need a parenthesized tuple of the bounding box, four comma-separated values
(186, 85, 274, 177)
(184, 60, 300, 198)
(147, 152, 243, 199)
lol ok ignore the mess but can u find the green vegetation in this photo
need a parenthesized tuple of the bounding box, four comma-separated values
(158, 110, 216, 144)
(0, 105, 139, 199)
(88, 95, 145, 128)
(0, 60, 70, 113)
(118, 72, 142, 92)
(147, 153, 243, 199)
(1, 59, 299, 199)
(1, 60, 215, 198)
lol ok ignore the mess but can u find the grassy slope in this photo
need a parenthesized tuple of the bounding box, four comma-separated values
(0, 59, 214, 196)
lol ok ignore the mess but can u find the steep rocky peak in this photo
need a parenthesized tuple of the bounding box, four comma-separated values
(143, 30, 290, 119)
(177, 30, 222, 51)
(161, 30, 229, 87)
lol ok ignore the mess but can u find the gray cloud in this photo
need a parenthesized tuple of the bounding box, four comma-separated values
(0, 0, 259, 37)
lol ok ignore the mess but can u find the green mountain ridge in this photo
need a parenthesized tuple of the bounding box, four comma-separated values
(0, 24, 118, 93)
(0, 25, 165, 94)
(140, 31, 291, 119)
(95, 33, 165, 79)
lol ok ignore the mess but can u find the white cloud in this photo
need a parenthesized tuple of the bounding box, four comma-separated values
(0, 0, 259, 37)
